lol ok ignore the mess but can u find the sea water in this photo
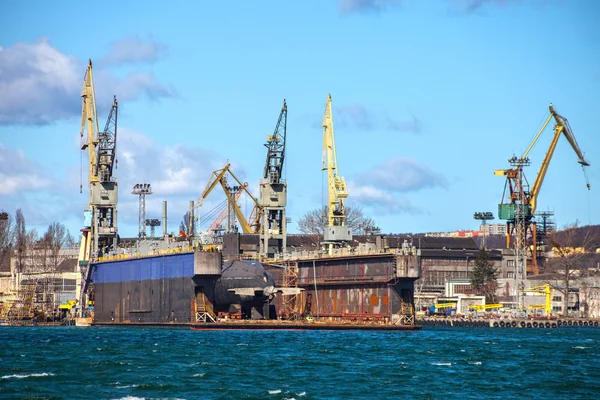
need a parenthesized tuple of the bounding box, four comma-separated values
(1, 326, 599, 399)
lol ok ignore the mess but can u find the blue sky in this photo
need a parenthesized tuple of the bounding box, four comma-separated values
(0, 0, 598, 239)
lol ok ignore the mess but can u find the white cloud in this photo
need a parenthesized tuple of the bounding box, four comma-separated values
(0, 143, 51, 195)
(355, 157, 447, 192)
(0, 38, 81, 125)
(0, 38, 175, 126)
(113, 129, 233, 228)
(348, 182, 417, 213)
(101, 35, 167, 66)
(345, 157, 447, 215)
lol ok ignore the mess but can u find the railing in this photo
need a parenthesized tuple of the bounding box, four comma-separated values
(97, 246, 195, 263)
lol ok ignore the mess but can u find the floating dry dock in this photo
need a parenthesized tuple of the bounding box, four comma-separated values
(89, 246, 421, 327)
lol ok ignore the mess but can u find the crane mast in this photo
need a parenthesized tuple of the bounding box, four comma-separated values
(259, 100, 288, 257)
(322, 94, 351, 254)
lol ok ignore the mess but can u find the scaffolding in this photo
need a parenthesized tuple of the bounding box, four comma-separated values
(0, 282, 38, 324)
(281, 260, 299, 319)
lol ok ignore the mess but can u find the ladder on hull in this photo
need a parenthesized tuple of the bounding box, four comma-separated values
(194, 292, 217, 323)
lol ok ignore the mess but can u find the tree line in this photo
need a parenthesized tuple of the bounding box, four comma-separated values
(0, 209, 75, 274)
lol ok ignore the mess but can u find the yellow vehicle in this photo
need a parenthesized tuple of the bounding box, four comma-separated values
(59, 300, 78, 310)
(469, 304, 504, 312)
(434, 303, 457, 309)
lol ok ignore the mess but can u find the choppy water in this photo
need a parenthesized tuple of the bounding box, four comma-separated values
(1, 326, 599, 399)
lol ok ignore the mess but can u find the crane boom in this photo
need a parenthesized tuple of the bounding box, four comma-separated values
(264, 100, 287, 184)
(530, 104, 590, 214)
(80, 59, 100, 185)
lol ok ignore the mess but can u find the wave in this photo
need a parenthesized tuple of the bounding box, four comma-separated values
(115, 384, 139, 389)
(2, 372, 56, 379)
(269, 389, 282, 395)
(430, 362, 452, 366)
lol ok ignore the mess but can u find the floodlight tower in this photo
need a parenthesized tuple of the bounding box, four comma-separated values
(145, 218, 161, 239)
(132, 183, 152, 239)
(473, 211, 494, 249)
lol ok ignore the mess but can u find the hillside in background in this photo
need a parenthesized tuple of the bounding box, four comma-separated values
(551, 224, 600, 251)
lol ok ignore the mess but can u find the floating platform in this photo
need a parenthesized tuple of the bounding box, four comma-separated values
(190, 320, 422, 331)
(91, 321, 421, 331)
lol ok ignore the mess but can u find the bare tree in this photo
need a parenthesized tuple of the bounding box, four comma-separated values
(297, 206, 378, 235)
(0, 210, 13, 271)
(65, 230, 76, 249)
(546, 222, 599, 317)
(180, 212, 193, 236)
(43, 222, 68, 272)
(15, 209, 27, 274)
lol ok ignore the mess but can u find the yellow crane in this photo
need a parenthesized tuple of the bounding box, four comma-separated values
(322, 94, 352, 254)
(78, 60, 119, 260)
(78, 59, 119, 313)
(496, 104, 590, 274)
(197, 164, 261, 234)
(519, 284, 552, 316)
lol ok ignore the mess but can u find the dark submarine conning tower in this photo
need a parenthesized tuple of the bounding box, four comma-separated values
(193, 253, 277, 320)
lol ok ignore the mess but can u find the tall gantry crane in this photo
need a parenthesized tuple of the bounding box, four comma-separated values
(79, 60, 119, 262)
(322, 94, 352, 254)
(259, 100, 288, 257)
(496, 104, 590, 282)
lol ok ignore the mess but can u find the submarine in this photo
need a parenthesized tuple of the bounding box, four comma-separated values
(211, 259, 301, 319)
